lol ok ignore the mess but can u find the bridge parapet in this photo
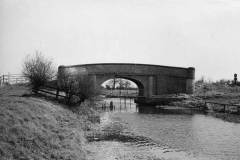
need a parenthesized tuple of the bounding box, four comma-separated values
(59, 63, 194, 78)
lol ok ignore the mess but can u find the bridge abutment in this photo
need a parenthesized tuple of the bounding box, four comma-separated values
(186, 67, 195, 94)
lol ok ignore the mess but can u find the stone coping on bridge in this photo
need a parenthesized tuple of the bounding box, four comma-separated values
(59, 63, 194, 70)
(58, 63, 195, 79)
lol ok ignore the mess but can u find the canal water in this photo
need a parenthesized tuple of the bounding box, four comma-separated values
(86, 98, 240, 160)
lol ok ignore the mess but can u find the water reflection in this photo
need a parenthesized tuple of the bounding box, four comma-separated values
(98, 97, 138, 113)
(98, 97, 205, 115)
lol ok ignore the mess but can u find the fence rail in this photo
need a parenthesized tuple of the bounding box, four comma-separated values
(205, 101, 240, 113)
(33, 87, 66, 99)
(0, 74, 29, 86)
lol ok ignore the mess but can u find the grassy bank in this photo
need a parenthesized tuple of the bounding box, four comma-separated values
(0, 85, 99, 160)
(171, 82, 240, 112)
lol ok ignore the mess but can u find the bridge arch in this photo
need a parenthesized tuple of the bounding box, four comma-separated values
(98, 76, 144, 96)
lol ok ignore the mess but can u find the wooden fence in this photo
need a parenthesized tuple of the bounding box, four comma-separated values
(0, 74, 28, 86)
(205, 101, 240, 113)
(33, 86, 67, 100)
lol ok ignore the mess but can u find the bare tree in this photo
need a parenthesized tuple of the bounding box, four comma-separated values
(106, 78, 131, 89)
(107, 78, 120, 89)
(118, 79, 125, 89)
(58, 70, 75, 103)
(123, 80, 131, 90)
(123, 80, 131, 94)
(22, 52, 55, 90)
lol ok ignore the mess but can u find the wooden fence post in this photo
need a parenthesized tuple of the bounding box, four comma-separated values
(56, 87, 59, 100)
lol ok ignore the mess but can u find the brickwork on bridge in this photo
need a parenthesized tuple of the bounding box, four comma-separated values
(58, 63, 195, 104)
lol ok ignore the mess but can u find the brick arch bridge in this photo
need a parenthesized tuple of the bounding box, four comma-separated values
(58, 63, 195, 104)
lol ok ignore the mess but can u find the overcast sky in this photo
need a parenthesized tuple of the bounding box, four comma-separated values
(1, 0, 240, 81)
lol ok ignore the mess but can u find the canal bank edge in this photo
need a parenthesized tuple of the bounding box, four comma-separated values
(0, 85, 101, 160)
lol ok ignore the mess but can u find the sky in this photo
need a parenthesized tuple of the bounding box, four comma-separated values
(1, 0, 240, 81)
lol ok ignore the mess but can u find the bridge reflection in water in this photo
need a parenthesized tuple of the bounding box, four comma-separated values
(99, 98, 138, 113)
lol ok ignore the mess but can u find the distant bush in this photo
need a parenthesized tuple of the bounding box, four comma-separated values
(215, 79, 230, 85)
(195, 76, 205, 84)
(58, 70, 97, 105)
(22, 52, 56, 91)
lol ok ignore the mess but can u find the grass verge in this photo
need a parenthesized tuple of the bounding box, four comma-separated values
(0, 85, 99, 160)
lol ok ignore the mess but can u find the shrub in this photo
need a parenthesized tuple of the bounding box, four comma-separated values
(58, 70, 97, 105)
(22, 52, 55, 90)
(74, 75, 96, 102)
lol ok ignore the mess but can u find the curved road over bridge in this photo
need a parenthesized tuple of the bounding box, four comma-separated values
(58, 63, 195, 105)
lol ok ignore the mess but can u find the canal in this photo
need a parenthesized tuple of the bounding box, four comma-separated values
(86, 98, 240, 160)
